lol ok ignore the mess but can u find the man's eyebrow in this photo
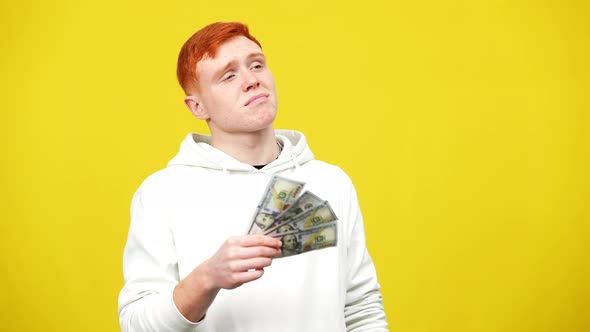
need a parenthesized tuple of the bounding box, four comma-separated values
(214, 60, 238, 80)
(247, 52, 266, 60)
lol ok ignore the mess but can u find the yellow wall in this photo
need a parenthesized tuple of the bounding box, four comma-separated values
(1, 1, 588, 331)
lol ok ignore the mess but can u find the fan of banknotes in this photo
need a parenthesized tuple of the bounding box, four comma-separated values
(246, 175, 338, 258)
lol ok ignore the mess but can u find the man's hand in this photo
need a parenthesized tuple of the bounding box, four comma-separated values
(173, 234, 281, 322)
(203, 234, 282, 289)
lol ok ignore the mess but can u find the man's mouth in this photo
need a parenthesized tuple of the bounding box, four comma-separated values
(245, 94, 269, 106)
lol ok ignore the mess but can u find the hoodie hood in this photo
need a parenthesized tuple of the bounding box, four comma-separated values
(167, 130, 315, 173)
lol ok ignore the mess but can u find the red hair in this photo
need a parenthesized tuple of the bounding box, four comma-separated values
(177, 22, 262, 95)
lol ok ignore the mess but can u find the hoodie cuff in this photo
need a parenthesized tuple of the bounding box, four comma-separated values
(159, 291, 203, 331)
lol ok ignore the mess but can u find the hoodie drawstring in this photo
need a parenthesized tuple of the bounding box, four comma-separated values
(290, 153, 299, 169)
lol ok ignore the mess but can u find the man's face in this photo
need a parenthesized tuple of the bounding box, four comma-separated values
(192, 36, 278, 136)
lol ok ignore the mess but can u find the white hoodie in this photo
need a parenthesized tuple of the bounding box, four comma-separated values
(118, 130, 388, 332)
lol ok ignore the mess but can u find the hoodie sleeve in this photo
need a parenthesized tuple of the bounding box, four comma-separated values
(344, 182, 389, 332)
(118, 186, 200, 332)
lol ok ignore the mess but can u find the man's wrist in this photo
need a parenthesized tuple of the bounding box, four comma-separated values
(173, 260, 220, 323)
(195, 259, 218, 293)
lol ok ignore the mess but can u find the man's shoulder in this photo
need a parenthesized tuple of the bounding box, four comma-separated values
(303, 159, 345, 171)
(135, 165, 202, 193)
(300, 159, 353, 185)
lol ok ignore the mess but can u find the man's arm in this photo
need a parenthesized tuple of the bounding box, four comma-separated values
(118, 188, 281, 332)
(173, 235, 281, 322)
(344, 182, 389, 332)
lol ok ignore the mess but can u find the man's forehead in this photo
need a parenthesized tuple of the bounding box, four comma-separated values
(198, 36, 262, 64)
(200, 50, 265, 64)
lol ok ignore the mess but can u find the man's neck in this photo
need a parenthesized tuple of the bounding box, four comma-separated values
(209, 127, 279, 166)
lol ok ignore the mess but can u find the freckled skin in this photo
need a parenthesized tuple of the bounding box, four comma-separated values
(193, 36, 278, 137)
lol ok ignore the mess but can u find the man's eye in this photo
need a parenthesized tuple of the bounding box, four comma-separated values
(223, 73, 235, 81)
(251, 63, 263, 70)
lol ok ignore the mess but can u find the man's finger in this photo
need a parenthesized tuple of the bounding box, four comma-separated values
(229, 234, 281, 248)
(233, 269, 265, 284)
(232, 257, 274, 272)
(236, 246, 281, 259)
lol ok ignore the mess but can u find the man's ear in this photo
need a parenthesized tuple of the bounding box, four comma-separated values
(184, 96, 209, 120)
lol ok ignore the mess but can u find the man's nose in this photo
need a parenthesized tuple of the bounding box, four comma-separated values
(241, 70, 260, 91)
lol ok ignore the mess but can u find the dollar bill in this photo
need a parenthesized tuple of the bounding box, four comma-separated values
(265, 201, 337, 236)
(247, 175, 305, 234)
(265, 191, 324, 231)
(275, 222, 338, 258)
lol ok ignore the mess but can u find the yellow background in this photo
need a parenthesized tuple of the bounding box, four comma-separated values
(1, 1, 588, 331)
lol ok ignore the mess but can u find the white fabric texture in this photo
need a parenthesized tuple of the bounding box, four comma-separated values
(118, 130, 388, 332)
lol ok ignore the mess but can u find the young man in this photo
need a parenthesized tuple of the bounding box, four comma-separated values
(118, 22, 388, 332)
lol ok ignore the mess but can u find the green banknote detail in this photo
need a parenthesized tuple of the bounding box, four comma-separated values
(265, 201, 337, 236)
(275, 222, 337, 258)
(264, 191, 325, 231)
(247, 175, 305, 234)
